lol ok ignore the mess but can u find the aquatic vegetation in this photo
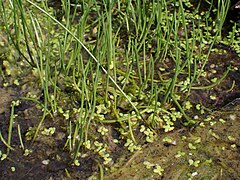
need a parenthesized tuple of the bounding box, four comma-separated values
(0, 0, 240, 179)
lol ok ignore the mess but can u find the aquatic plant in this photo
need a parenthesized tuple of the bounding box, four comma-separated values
(0, 0, 239, 178)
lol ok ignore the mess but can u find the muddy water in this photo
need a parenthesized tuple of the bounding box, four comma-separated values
(0, 81, 98, 179)
(106, 103, 240, 179)
(0, 42, 240, 180)
(0, 83, 239, 179)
